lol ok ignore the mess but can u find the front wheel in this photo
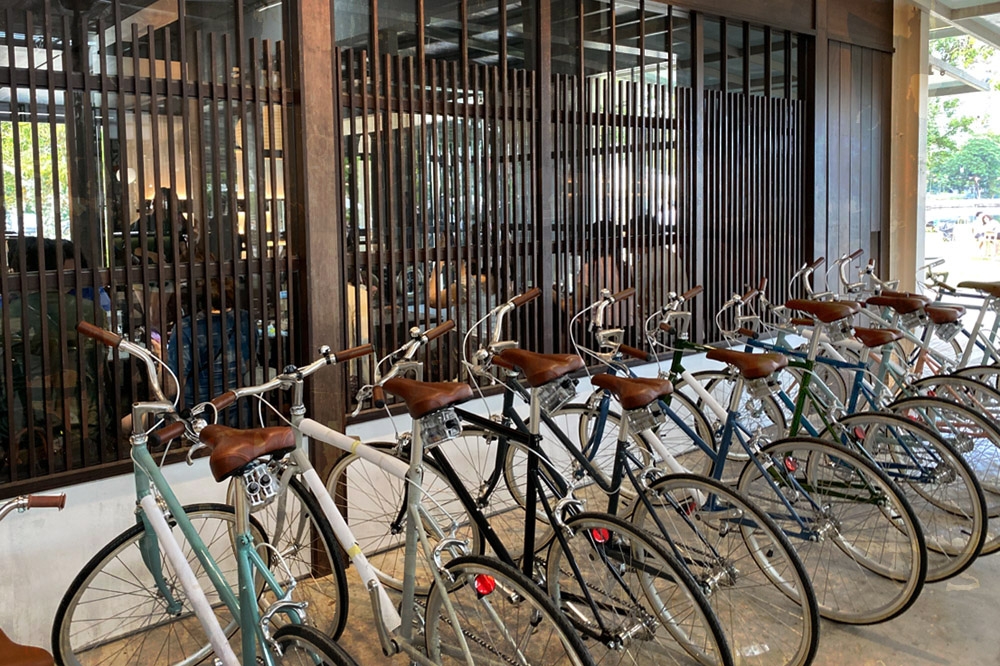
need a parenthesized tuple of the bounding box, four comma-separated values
(546, 512, 732, 666)
(630, 473, 819, 666)
(425, 554, 595, 666)
(737, 438, 927, 625)
(273, 624, 359, 666)
(53, 503, 267, 666)
(829, 412, 987, 582)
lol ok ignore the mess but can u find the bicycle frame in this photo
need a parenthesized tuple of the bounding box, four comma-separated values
(130, 407, 299, 666)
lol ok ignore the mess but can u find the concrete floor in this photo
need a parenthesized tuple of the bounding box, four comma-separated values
(334, 551, 1000, 666)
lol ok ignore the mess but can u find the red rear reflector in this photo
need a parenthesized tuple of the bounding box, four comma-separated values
(591, 528, 611, 544)
(474, 574, 497, 596)
(783, 456, 799, 473)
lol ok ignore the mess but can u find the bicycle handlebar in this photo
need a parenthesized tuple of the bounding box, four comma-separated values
(680, 285, 703, 302)
(27, 494, 66, 509)
(77, 321, 124, 348)
(618, 344, 653, 362)
(509, 287, 541, 307)
(423, 320, 455, 341)
(808, 256, 825, 271)
(610, 286, 636, 302)
(848, 248, 864, 260)
(741, 287, 758, 302)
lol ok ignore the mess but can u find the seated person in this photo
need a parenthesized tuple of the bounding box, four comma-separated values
(163, 277, 253, 423)
(0, 238, 107, 475)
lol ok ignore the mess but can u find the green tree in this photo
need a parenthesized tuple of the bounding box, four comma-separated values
(927, 98, 979, 193)
(931, 35, 996, 70)
(940, 135, 1000, 197)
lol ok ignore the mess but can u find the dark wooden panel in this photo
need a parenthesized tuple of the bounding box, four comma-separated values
(826, 0, 893, 52)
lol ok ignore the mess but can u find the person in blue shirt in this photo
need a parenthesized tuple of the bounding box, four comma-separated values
(164, 277, 252, 423)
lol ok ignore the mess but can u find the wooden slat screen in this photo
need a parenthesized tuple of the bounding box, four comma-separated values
(0, 3, 293, 495)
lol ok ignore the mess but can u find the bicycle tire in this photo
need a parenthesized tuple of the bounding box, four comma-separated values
(830, 412, 987, 581)
(53, 503, 267, 666)
(229, 473, 349, 639)
(888, 395, 1000, 555)
(425, 554, 596, 666)
(736, 437, 927, 624)
(955, 364, 1000, 391)
(273, 624, 359, 666)
(325, 441, 483, 593)
(545, 512, 732, 666)
(630, 472, 819, 666)
(906, 374, 1000, 424)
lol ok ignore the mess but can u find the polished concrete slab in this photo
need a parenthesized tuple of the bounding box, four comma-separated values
(334, 550, 1000, 665)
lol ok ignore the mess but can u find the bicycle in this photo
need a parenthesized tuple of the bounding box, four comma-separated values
(144, 319, 597, 666)
(0, 494, 65, 666)
(623, 286, 928, 625)
(330, 304, 733, 666)
(726, 293, 989, 581)
(534, 288, 821, 666)
(54, 322, 363, 666)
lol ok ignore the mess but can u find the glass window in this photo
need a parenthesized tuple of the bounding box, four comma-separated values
(703, 17, 721, 91)
(748, 26, 766, 95)
(725, 20, 744, 94)
(335, 0, 370, 50)
(771, 30, 786, 98)
(378, 0, 417, 57)
(582, 0, 612, 76)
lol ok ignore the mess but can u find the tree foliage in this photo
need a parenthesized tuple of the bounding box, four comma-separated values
(938, 136, 1000, 197)
(931, 35, 996, 70)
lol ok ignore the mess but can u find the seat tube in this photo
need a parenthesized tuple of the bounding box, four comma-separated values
(521, 386, 541, 580)
(399, 419, 424, 641)
(233, 477, 259, 663)
(964, 296, 993, 366)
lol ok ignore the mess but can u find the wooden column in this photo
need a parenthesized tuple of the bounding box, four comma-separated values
(889, 1, 928, 291)
(288, 0, 347, 476)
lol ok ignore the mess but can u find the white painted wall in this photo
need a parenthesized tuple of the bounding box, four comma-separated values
(0, 354, 722, 652)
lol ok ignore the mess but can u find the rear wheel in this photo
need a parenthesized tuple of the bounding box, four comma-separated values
(889, 395, 1000, 555)
(829, 412, 987, 581)
(325, 441, 483, 592)
(228, 473, 348, 638)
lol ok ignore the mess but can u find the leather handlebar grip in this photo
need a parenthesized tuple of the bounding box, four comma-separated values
(335, 343, 374, 363)
(150, 421, 186, 448)
(680, 285, 703, 301)
(848, 248, 864, 260)
(807, 256, 825, 270)
(211, 391, 238, 411)
(373, 385, 386, 408)
(424, 320, 456, 341)
(76, 321, 123, 348)
(757, 277, 768, 292)
(740, 288, 758, 302)
(27, 494, 66, 509)
(611, 287, 637, 302)
(619, 344, 653, 362)
(510, 287, 541, 307)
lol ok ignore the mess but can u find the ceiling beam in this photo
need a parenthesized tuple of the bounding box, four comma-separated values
(950, 1, 1000, 20)
(929, 53, 990, 90)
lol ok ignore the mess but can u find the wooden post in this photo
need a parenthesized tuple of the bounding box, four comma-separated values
(889, 1, 928, 291)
